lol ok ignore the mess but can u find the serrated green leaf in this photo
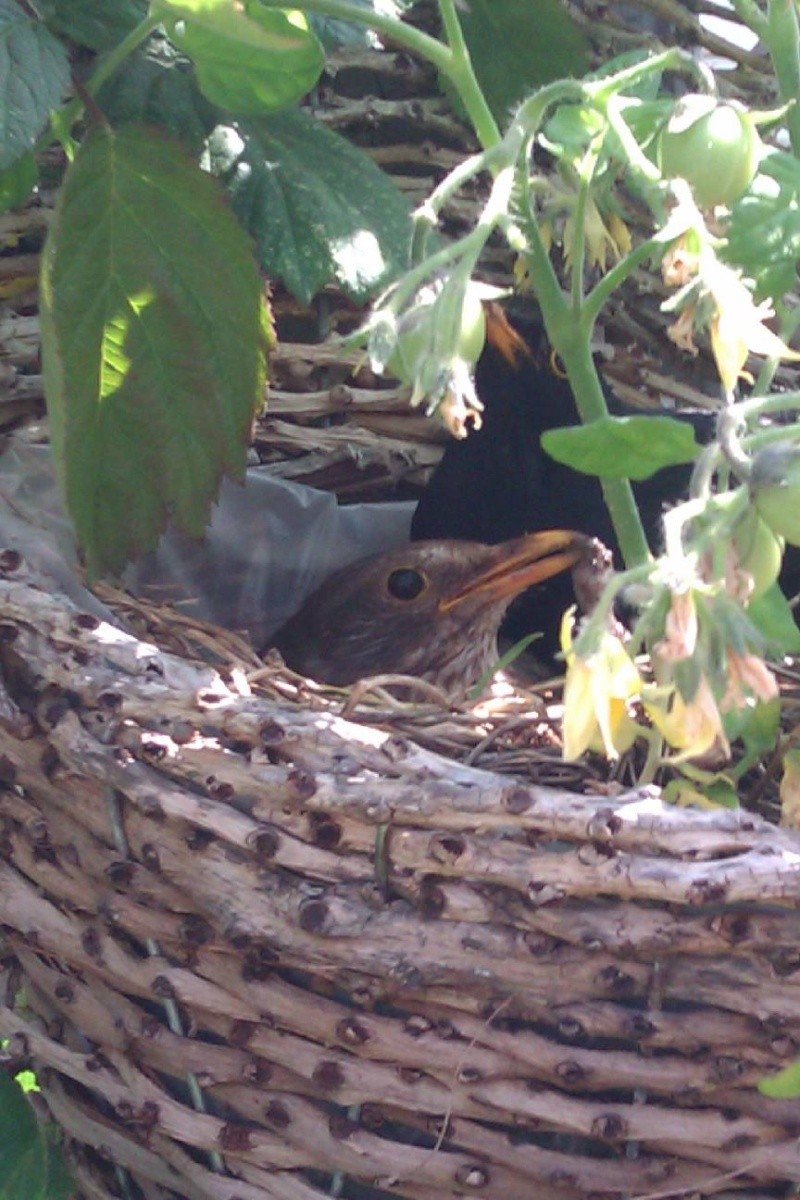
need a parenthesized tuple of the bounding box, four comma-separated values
(155, 0, 323, 114)
(40, 123, 270, 577)
(759, 1058, 800, 1099)
(726, 149, 800, 301)
(541, 415, 699, 481)
(38, 0, 147, 50)
(96, 33, 216, 155)
(0, 1074, 73, 1200)
(216, 109, 412, 304)
(747, 583, 800, 654)
(0, 1, 70, 169)
(0, 151, 37, 213)
(453, 0, 588, 125)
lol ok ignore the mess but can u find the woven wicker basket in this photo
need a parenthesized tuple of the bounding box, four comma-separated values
(2, 556, 800, 1200)
(4, 5, 800, 1198)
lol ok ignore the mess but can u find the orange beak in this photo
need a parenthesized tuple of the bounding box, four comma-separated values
(438, 529, 589, 612)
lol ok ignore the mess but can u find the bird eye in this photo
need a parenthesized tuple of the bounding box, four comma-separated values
(386, 567, 427, 601)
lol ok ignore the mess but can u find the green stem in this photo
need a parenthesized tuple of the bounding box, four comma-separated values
(515, 167, 650, 567)
(752, 301, 800, 396)
(585, 47, 716, 101)
(766, 0, 800, 156)
(729, 0, 769, 38)
(737, 389, 800, 419)
(582, 236, 660, 332)
(603, 97, 661, 185)
(37, 12, 160, 152)
(569, 159, 594, 312)
(89, 13, 162, 94)
(254, 0, 453, 71)
(411, 142, 507, 262)
(437, 0, 501, 149)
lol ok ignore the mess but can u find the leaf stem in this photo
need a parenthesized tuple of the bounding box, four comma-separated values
(39, 13, 161, 152)
(253, 0, 453, 74)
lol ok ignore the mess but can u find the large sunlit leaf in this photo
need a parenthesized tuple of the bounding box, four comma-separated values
(541, 414, 699, 480)
(0, 0, 70, 169)
(40, 123, 270, 577)
(453, 0, 588, 125)
(96, 34, 216, 156)
(155, 0, 324, 113)
(0, 1074, 73, 1200)
(38, 0, 147, 51)
(213, 109, 412, 304)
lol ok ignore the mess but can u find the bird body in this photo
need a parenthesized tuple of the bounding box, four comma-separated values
(272, 530, 587, 696)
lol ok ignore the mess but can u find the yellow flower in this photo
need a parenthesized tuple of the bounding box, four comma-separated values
(564, 198, 630, 274)
(561, 612, 641, 760)
(646, 677, 730, 760)
(704, 258, 800, 393)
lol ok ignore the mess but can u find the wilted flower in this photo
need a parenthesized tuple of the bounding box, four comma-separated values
(661, 237, 699, 288)
(655, 589, 698, 660)
(561, 611, 641, 760)
(646, 676, 730, 760)
(666, 304, 699, 356)
(721, 650, 778, 711)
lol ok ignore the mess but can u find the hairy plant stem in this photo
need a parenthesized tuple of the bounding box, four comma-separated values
(767, 0, 800, 156)
(515, 169, 650, 567)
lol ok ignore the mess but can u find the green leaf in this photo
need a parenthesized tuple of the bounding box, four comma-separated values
(541, 415, 699, 481)
(214, 109, 412, 304)
(40, 123, 270, 578)
(747, 583, 800, 654)
(0, 151, 37, 213)
(96, 33, 217, 156)
(155, 0, 324, 113)
(759, 1058, 800, 1099)
(0, 1, 70, 170)
(722, 696, 780, 755)
(0, 1074, 74, 1200)
(454, 0, 588, 125)
(38, 0, 147, 50)
(726, 149, 800, 301)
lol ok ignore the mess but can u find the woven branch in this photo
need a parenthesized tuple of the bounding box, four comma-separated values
(2, 556, 800, 1199)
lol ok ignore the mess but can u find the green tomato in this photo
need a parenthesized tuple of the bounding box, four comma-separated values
(658, 95, 761, 209)
(753, 447, 800, 547)
(387, 285, 486, 384)
(733, 508, 785, 601)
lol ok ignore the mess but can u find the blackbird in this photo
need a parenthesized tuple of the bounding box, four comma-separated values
(272, 529, 590, 696)
(412, 306, 718, 659)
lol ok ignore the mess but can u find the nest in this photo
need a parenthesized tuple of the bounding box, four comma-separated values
(4, 5, 800, 1199)
(1, 556, 800, 1200)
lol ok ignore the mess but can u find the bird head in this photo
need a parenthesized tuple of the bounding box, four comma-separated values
(272, 529, 591, 696)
